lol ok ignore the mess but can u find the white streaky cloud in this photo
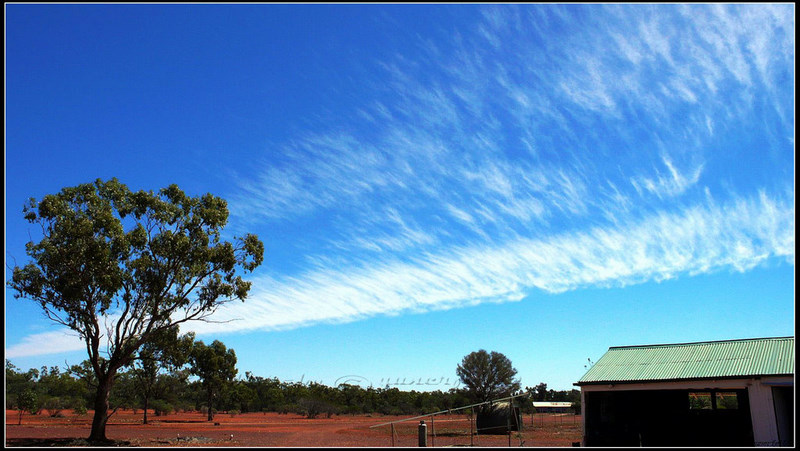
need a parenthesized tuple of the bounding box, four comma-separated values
(227, 3, 791, 259)
(632, 154, 704, 200)
(230, 133, 403, 222)
(183, 193, 793, 338)
(554, 3, 791, 126)
(319, 204, 443, 258)
(5, 5, 795, 362)
(5, 312, 138, 360)
(446, 203, 475, 224)
(5, 330, 86, 359)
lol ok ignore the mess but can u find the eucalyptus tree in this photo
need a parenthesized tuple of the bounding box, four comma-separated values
(127, 328, 194, 424)
(188, 339, 237, 421)
(9, 178, 263, 442)
(456, 349, 521, 413)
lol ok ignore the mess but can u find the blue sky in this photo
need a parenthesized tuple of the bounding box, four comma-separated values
(5, 4, 795, 392)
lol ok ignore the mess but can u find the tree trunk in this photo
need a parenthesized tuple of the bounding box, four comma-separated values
(88, 375, 113, 442)
(143, 396, 149, 425)
(207, 388, 214, 421)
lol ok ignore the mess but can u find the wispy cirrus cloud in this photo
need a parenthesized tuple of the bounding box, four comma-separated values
(218, 3, 793, 329)
(5, 330, 86, 359)
(11, 5, 792, 358)
(12, 189, 793, 356)
(192, 191, 794, 337)
(632, 154, 705, 200)
(229, 4, 791, 231)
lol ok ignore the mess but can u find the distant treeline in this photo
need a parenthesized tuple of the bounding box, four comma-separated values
(6, 360, 580, 419)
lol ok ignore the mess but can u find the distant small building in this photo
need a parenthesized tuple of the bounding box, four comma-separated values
(532, 401, 573, 413)
(575, 336, 794, 447)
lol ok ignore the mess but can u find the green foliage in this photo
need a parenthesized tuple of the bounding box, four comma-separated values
(126, 328, 195, 423)
(6, 360, 37, 410)
(189, 340, 238, 391)
(35, 365, 90, 411)
(716, 392, 739, 410)
(531, 382, 549, 401)
(19, 389, 39, 415)
(223, 380, 258, 412)
(456, 350, 521, 411)
(149, 399, 174, 416)
(41, 396, 69, 417)
(298, 397, 339, 419)
(8, 178, 263, 442)
(9, 178, 263, 362)
(66, 360, 99, 409)
(189, 339, 237, 420)
(6, 357, 583, 420)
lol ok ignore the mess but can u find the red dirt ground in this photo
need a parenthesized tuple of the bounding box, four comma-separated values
(5, 409, 582, 447)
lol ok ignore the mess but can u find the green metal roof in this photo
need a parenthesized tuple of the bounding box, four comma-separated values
(577, 337, 794, 385)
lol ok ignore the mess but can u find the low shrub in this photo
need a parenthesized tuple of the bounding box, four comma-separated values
(150, 399, 174, 416)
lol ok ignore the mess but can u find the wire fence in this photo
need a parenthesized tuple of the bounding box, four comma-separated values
(528, 411, 581, 428)
(377, 412, 527, 447)
(370, 394, 582, 447)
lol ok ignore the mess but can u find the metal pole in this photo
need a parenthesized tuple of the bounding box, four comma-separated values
(507, 412, 512, 447)
(470, 407, 474, 447)
(418, 421, 427, 447)
(430, 415, 435, 448)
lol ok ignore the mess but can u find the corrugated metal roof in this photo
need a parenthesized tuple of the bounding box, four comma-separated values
(577, 337, 794, 385)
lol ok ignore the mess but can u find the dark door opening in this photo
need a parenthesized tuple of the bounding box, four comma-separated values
(772, 386, 794, 447)
(584, 388, 754, 447)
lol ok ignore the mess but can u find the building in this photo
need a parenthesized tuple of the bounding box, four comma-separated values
(575, 336, 794, 447)
(532, 401, 574, 413)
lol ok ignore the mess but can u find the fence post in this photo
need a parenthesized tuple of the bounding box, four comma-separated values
(507, 408, 512, 447)
(431, 415, 435, 447)
(470, 407, 474, 447)
(391, 423, 395, 447)
(418, 421, 427, 447)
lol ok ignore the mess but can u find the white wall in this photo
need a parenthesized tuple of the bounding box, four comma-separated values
(747, 377, 793, 446)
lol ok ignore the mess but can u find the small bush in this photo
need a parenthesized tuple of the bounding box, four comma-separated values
(171, 400, 191, 414)
(229, 409, 240, 417)
(73, 405, 88, 416)
(150, 399, 173, 416)
(18, 389, 39, 416)
(42, 397, 66, 417)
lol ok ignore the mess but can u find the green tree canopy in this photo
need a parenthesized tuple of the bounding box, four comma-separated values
(456, 350, 521, 411)
(189, 339, 238, 421)
(8, 178, 263, 442)
(127, 328, 194, 424)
